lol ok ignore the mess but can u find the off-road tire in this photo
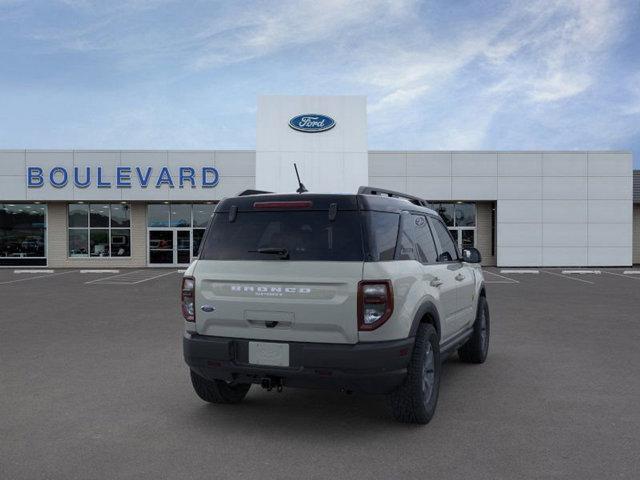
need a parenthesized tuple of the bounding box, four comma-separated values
(190, 370, 251, 404)
(388, 323, 441, 424)
(458, 295, 490, 364)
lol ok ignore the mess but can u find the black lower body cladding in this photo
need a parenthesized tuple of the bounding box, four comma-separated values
(183, 333, 414, 394)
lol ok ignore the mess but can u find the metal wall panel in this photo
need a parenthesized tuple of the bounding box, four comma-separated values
(497, 152, 542, 177)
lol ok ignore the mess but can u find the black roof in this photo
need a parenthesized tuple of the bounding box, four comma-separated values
(634, 170, 640, 203)
(216, 192, 438, 215)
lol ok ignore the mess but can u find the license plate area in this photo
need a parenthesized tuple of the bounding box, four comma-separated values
(248, 341, 290, 367)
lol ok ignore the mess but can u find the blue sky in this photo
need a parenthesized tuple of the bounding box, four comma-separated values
(1, 0, 639, 167)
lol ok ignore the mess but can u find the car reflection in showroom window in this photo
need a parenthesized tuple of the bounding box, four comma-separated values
(111, 234, 130, 256)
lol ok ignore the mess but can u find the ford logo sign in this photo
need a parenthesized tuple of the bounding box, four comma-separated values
(289, 114, 335, 133)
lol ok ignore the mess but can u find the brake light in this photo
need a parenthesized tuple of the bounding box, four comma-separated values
(253, 201, 313, 209)
(358, 280, 394, 331)
(181, 276, 195, 322)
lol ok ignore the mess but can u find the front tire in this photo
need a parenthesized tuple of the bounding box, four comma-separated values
(388, 323, 441, 424)
(458, 295, 490, 364)
(190, 370, 251, 404)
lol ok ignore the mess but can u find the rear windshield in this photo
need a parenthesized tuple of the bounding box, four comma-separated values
(199, 211, 364, 261)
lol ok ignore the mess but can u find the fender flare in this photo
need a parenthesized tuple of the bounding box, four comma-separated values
(409, 301, 442, 339)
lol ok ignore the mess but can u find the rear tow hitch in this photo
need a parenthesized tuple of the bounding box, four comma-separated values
(260, 376, 284, 392)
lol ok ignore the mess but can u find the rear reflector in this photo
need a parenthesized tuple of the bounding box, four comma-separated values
(253, 201, 313, 209)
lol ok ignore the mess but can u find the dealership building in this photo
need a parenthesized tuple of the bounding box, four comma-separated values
(0, 96, 638, 268)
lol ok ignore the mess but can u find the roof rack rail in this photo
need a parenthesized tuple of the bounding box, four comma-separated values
(357, 186, 430, 207)
(237, 189, 273, 196)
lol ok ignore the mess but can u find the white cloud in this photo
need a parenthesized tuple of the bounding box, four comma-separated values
(369, 85, 430, 113)
(528, 72, 592, 102)
(190, 0, 417, 70)
(351, 0, 632, 148)
(1, 0, 636, 155)
(23, 0, 417, 67)
(615, 71, 640, 116)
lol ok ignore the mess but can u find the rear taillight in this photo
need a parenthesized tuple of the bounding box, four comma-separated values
(358, 280, 394, 331)
(181, 276, 195, 322)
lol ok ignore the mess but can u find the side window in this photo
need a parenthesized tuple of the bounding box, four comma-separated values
(429, 217, 459, 262)
(365, 211, 400, 261)
(412, 214, 438, 264)
(394, 212, 417, 261)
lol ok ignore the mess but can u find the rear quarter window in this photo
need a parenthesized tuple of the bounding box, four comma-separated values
(363, 211, 399, 261)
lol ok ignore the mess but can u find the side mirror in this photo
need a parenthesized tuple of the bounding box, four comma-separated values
(437, 252, 453, 263)
(461, 247, 482, 264)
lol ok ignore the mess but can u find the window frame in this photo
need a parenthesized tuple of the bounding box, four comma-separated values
(410, 213, 439, 265)
(428, 216, 461, 263)
(393, 211, 417, 262)
(453, 202, 476, 227)
(428, 202, 477, 227)
(362, 210, 401, 262)
(67, 203, 132, 259)
(146, 203, 217, 264)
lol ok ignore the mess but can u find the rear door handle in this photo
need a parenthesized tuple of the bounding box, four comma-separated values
(455, 273, 465, 281)
(430, 278, 443, 287)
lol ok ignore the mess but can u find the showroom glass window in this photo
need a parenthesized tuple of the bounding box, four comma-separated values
(0, 203, 47, 261)
(427, 202, 476, 250)
(68, 203, 131, 257)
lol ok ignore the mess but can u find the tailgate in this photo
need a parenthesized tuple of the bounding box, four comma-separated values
(193, 260, 363, 344)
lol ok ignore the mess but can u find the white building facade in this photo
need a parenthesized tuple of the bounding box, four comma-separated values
(0, 95, 636, 268)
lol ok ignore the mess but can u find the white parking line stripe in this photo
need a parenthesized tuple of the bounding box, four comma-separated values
(80, 269, 120, 274)
(604, 271, 640, 281)
(542, 270, 594, 284)
(500, 269, 539, 274)
(561, 270, 601, 275)
(14, 269, 54, 274)
(0, 270, 76, 285)
(485, 281, 518, 284)
(483, 270, 519, 283)
(623, 270, 640, 275)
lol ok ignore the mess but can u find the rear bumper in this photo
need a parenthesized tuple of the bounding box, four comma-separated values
(183, 332, 414, 394)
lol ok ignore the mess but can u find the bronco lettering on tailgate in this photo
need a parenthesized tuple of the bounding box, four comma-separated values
(230, 285, 312, 297)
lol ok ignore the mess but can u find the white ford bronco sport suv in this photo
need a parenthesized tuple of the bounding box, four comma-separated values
(182, 187, 489, 424)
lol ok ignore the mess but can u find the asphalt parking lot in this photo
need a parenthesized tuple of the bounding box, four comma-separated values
(1, 267, 639, 479)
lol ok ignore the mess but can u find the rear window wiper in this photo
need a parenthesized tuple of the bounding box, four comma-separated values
(249, 247, 290, 260)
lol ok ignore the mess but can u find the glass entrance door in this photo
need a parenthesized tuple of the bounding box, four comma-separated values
(448, 228, 475, 253)
(149, 230, 173, 264)
(148, 229, 192, 266)
(176, 230, 191, 265)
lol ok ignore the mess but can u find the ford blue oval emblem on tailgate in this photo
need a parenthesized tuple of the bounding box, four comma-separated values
(201, 305, 215, 312)
(289, 114, 335, 133)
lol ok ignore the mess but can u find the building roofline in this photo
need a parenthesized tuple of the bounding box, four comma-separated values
(368, 150, 634, 154)
(0, 149, 257, 153)
(0, 149, 634, 155)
